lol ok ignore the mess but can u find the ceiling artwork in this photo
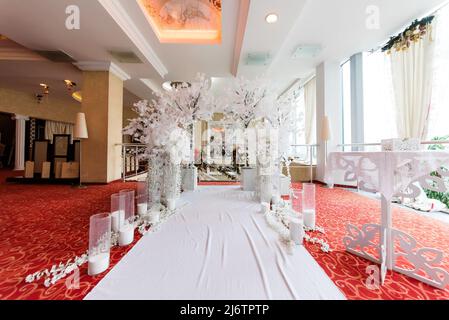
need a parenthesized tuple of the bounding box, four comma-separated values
(137, 0, 222, 44)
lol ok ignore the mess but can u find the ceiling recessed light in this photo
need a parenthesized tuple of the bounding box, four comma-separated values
(265, 13, 278, 24)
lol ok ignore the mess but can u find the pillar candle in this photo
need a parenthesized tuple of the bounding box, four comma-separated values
(118, 223, 134, 246)
(150, 210, 160, 224)
(88, 252, 110, 276)
(290, 218, 304, 245)
(271, 195, 281, 205)
(137, 203, 148, 216)
(111, 210, 125, 232)
(303, 210, 316, 229)
(260, 202, 270, 214)
(167, 199, 176, 211)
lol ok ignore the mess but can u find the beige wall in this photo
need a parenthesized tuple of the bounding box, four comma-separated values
(0, 87, 80, 123)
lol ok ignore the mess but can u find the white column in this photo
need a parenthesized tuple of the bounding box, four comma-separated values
(12, 114, 29, 171)
(350, 53, 365, 151)
(316, 61, 342, 183)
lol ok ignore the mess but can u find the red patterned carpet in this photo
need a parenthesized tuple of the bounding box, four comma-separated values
(0, 174, 449, 300)
(0, 174, 139, 300)
(305, 184, 449, 300)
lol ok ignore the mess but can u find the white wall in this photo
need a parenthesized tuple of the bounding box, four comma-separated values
(316, 61, 343, 183)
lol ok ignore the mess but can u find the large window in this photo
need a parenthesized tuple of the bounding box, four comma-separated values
(363, 51, 397, 143)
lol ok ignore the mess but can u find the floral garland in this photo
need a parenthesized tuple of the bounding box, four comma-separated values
(24, 205, 182, 288)
(382, 16, 434, 53)
(25, 252, 89, 287)
(264, 200, 331, 255)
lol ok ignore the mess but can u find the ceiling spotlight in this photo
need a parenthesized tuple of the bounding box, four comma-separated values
(265, 13, 278, 24)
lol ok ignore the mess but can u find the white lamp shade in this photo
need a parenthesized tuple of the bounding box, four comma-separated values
(74, 112, 88, 139)
(321, 116, 332, 141)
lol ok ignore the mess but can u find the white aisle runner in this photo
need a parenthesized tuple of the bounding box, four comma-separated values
(85, 186, 345, 300)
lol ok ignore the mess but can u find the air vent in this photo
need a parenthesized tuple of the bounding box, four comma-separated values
(244, 52, 272, 66)
(292, 45, 322, 59)
(109, 51, 142, 64)
(35, 50, 76, 62)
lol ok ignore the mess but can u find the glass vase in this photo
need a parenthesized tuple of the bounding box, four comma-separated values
(88, 213, 111, 276)
(118, 189, 135, 246)
(137, 177, 149, 216)
(110, 193, 126, 233)
(303, 183, 316, 229)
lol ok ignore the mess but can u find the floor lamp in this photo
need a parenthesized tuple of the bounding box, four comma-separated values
(321, 115, 332, 168)
(74, 112, 88, 188)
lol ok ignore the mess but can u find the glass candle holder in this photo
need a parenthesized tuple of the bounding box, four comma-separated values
(292, 189, 304, 215)
(111, 193, 126, 233)
(88, 213, 111, 276)
(289, 216, 304, 245)
(303, 183, 316, 229)
(118, 189, 136, 246)
(259, 175, 272, 203)
(271, 173, 282, 205)
(137, 178, 149, 216)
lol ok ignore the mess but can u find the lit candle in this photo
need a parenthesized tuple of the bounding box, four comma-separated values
(290, 218, 304, 245)
(111, 210, 125, 232)
(137, 203, 148, 216)
(303, 210, 316, 229)
(118, 223, 134, 246)
(88, 252, 110, 276)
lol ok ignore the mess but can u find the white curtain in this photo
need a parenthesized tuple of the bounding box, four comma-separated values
(390, 25, 436, 139)
(427, 6, 449, 139)
(45, 120, 74, 143)
(304, 77, 316, 144)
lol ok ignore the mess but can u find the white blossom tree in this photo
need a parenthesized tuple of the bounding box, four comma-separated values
(221, 77, 276, 166)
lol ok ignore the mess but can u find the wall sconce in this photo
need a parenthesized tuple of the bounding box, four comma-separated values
(40, 83, 50, 95)
(35, 94, 44, 104)
(64, 80, 77, 91)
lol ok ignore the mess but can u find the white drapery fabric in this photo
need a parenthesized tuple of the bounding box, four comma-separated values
(427, 6, 449, 139)
(389, 24, 436, 139)
(86, 187, 345, 300)
(304, 78, 316, 144)
(45, 120, 74, 143)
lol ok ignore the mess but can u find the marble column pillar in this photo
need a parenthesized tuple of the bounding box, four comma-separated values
(12, 114, 29, 171)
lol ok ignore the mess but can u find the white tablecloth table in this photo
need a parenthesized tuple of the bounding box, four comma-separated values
(326, 151, 449, 289)
(85, 186, 345, 300)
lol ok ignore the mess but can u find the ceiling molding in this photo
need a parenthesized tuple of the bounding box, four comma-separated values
(278, 78, 301, 99)
(74, 61, 131, 81)
(98, 0, 168, 78)
(140, 78, 160, 94)
(231, 0, 250, 76)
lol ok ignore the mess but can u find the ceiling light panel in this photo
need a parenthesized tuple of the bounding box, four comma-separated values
(292, 45, 323, 59)
(137, 0, 222, 44)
